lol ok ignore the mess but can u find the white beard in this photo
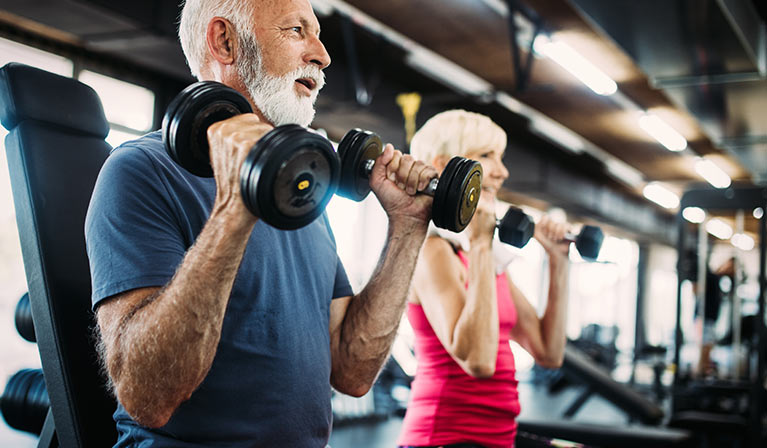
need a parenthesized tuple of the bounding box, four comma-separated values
(236, 36, 325, 127)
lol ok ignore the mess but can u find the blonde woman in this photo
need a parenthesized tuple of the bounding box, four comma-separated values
(397, 110, 571, 448)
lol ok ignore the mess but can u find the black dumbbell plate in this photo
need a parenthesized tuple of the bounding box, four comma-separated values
(337, 129, 383, 202)
(162, 81, 252, 177)
(240, 125, 339, 229)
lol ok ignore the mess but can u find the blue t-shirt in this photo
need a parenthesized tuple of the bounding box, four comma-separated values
(85, 131, 353, 447)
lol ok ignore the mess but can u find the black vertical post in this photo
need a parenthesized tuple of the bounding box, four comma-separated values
(672, 209, 686, 411)
(751, 207, 766, 448)
(631, 243, 648, 385)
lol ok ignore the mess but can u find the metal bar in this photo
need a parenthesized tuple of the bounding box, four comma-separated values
(751, 204, 766, 448)
(681, 186, 767, 210)
(339, 16, 370, 106)
(562, 386, 594, 419)
(651, 71, 765, 89)
(733, 210, 744, 379)
(506, 1, 526, 92)
(37, 408, 58, 448)
(631, 243, 649, 386)
(673, 210, 685, 393)
(715, 0, 766, 75)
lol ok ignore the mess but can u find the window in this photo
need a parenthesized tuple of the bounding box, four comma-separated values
(0, 38, 156, 446)
(77, 70, 155, 147)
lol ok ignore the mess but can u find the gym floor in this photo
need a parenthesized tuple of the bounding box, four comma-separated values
(0, 379, 628, 448)
(329, 381, 628, 448)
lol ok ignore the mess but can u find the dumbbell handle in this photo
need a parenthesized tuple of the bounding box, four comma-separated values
(362, 159, 439, 196)
(494, 218, 579, 245)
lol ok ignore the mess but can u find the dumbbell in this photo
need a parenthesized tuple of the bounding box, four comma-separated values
(497, 207, 604, 261)
(162, 81, 340, 230)
(15, 292, 35, 343)
(0, 368, 49, 435)
(335, 129, 483, 232)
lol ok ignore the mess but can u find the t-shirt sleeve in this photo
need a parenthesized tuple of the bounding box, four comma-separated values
(333, 256, 353, 299)
(85, 146, 187, 309)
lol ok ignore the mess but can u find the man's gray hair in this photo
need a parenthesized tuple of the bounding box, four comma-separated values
(178, 0, 257, 80)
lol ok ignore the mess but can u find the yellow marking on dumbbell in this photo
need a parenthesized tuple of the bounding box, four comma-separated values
(298, 180, 310, 190)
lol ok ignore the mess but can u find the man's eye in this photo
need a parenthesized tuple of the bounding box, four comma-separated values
(291, 26, 302, 34)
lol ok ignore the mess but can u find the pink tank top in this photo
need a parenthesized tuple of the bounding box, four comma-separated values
(397, 250, 520, 448)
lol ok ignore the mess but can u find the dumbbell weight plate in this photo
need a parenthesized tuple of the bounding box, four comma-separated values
(240, 125, 339, 229)
(337, 129, 383, 201)
(432, 157, 483, 232)
(443, 158, 483, 232)
(431, 157, 461, 230)
(575, 225, 604, 261)
(162, 81, 252, 177)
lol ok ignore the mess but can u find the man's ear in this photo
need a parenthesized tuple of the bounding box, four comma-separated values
(431, 154, 451, 174)
(206, 17, 236, 66)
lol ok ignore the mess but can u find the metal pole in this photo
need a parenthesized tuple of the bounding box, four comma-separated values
(673, 211, 685, 392)
(751, 204, 766, 448)
(732, 210, 744, 379)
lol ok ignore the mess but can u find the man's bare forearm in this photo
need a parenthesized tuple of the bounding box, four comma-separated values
(332, 219, 427, 394)
(99, 208, 255, 426)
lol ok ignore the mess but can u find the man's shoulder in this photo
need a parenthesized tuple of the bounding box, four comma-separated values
(107, 130, 164, 164)
(98, 130, 184, 182)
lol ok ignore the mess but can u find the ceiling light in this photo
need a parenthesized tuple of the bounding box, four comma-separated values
(495, 92, 524, 114)
(405, 48, 493, 96)
(604, 159, 644, 188)
(754, 207, 764, 219)
(682, 207, 706, 223)
(706, 218, 733, 240)
(643, 182, 680, 209)
(695, 157, 731, 189)
(530, 117, 585, 153)
(731, 233, 755, 251)
(533, 36, 617, 95)
(638, 113, 687, 151)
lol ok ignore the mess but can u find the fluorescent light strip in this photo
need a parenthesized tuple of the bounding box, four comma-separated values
(682, 207, 706, 223)
(530, 117, 585, 153)
(405, 48, 493, 96)
(604, 159, 645, 188)
(638, 113, 687, 151)
(731, 233, 755, 251)
(643, 182, 680, 209)
(533, 36, 617, 95)
(695, 157, 731, 188)
(706, 218, 733, 240)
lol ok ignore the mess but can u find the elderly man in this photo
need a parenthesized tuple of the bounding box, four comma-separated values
(85, 0, 437, 446)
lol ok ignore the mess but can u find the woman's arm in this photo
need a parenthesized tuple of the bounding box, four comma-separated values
(413, 235, 499, 378)
(509, 215, 570, 368)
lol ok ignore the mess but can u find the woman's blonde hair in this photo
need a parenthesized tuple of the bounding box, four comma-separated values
(410, 110, 507, 164)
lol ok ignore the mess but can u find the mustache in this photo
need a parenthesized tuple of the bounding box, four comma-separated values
(292, 65, 326, 91)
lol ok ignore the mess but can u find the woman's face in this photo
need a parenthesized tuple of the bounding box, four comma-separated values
(463, 145, 509, 200)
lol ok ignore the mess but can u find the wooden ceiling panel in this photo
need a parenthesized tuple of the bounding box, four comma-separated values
(345, 0, 753, 192)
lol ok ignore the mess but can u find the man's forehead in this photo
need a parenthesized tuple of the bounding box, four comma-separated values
(254, 0, 319, 25)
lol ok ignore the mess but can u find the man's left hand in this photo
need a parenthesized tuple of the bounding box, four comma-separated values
(369, 143, 436, 228)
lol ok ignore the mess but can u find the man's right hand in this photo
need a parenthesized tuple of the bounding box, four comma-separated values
(206, 114, 273, 222)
